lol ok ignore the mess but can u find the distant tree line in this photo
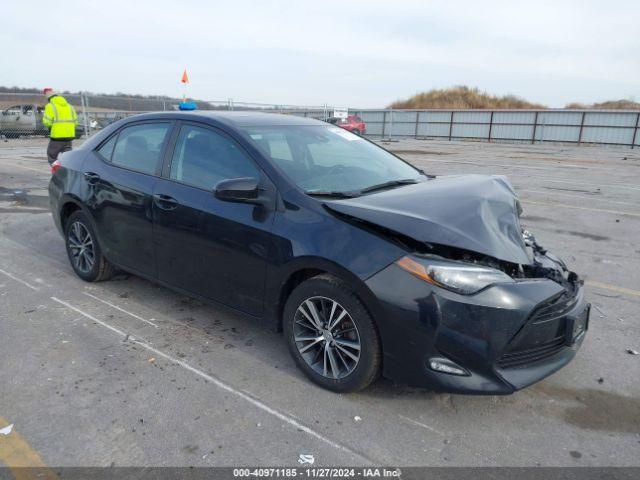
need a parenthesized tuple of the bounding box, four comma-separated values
(0, 86, 214, 111)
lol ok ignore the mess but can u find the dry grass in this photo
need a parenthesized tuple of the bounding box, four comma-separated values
(389, 86, 640, 111)
(566, 100, 640, 110)
(388, 86, 545, 109)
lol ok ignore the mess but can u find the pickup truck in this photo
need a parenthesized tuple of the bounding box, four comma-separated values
(0, 103, 92, 139)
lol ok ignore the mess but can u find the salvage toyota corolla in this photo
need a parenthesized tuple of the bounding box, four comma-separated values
(49, 111, 590, 393)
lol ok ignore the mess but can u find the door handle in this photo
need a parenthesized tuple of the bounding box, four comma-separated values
(153, 194, 179, 210)
(84, 172, 101, 184)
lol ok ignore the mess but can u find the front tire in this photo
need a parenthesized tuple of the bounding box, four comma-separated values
(283, 274, 381, 392)
(65, 211, 114, 282)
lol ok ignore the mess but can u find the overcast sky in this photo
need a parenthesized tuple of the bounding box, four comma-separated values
(3, 0, 639, 107)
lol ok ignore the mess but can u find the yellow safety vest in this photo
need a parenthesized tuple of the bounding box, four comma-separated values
(43, 95, 78, 140)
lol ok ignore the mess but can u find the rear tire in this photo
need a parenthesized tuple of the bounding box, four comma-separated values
(283, 274, 381, 392)
(65, 210, 114, 282)
(352, 129, 361, 136)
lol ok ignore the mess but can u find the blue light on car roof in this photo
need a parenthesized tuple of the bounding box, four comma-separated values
(179, 102, 197, 111)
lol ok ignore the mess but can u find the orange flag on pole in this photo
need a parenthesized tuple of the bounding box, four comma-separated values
(181, 69, 189, 84)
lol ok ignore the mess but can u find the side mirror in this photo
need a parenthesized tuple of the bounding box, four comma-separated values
(214, 177, 262, 204)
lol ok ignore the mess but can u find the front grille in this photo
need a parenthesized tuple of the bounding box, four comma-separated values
(497, 335, 565, 369)
(531, 292, 578, 324)
(497, 291, 577, 369)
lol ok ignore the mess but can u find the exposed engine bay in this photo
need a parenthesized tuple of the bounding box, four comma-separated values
(412, 232, 579, 292)
(330, 209, 581, 293)
(322, 174, 582, 293)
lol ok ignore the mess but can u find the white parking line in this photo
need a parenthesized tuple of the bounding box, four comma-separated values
(417, 157, 567, 172)
(413, 159, 640, 191)
(518, 189, 640, 208)
(523, 200, 640, 218)
(0, 268, 39, 291)
(49, 296, 369, 463)
(82, 291, 159, 328)
(512, 175, 640, 193)
(398, 415, 445, 436)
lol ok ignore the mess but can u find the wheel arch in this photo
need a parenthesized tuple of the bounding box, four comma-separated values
(269, 256, 385, 336)
(59, 196, 84, 229)
(57, 195, 105, 255)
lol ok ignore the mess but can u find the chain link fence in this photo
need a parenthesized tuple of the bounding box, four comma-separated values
(0, 91, 334, 140)
(2, 91, 638, 148)
(0, 92, 179, 140)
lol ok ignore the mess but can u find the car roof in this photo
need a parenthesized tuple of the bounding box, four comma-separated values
(123, 111, 324, 128)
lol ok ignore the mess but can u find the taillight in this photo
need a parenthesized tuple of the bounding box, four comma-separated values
(51, 160, 62, 174)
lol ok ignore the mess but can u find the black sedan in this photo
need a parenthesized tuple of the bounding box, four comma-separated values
(49, 111, 590, 393)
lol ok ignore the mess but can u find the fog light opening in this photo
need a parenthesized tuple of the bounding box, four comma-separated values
(428, 357, 469, 376)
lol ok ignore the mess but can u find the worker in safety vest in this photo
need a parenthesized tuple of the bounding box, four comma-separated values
(42, 88, 78, 165)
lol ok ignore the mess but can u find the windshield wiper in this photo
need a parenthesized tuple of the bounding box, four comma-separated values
(305, 190, 360, 198)
(359, 178, 419, 194)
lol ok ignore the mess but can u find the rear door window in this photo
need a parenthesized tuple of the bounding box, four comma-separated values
(111, 123, 171, 175)
(97, 134, 117, 161)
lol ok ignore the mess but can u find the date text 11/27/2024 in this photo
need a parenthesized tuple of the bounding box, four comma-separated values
(232, 467, 402, 477)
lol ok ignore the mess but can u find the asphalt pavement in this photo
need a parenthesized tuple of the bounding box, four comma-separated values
(0, 137, 639, 469)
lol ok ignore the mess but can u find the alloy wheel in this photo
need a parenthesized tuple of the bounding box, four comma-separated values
(293, 296, 361, 379)
(67, 221, 95, 274)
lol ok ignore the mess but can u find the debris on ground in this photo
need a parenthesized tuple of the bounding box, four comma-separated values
(12, 190, 27, 204)
(148, 357, 156, 364)
(626, 349, 638, 355)
(597, 378, 604, 384)
(354, 416, 362, 422)
(0, 424, 14, 436)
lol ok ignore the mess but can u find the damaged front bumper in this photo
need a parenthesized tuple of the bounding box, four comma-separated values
(365, 255, 590, 395)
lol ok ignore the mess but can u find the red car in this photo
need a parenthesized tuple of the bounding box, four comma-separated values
(327, 115, 366, 135)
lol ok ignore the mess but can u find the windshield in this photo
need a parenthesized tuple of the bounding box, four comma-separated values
(243, 125, 423, 195)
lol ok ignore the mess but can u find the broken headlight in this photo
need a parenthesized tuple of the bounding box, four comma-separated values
(396, 256, 514, 295)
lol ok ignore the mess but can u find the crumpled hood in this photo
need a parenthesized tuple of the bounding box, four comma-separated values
(50, 95, 69, 107)
(324, 174, 532, 265)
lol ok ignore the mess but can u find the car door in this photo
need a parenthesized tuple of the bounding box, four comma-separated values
(1, 106, 22, 135)
(20, 105, 37, 133)
(153, 122, 276, 316)
(85, 121, 173, 278)
(35, 105, 46, 134)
